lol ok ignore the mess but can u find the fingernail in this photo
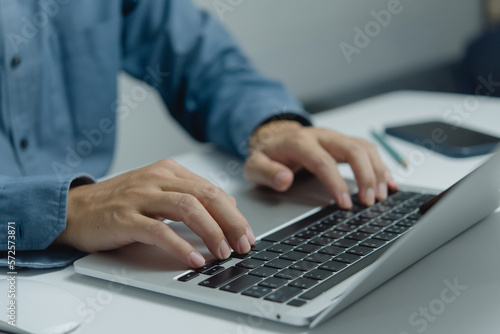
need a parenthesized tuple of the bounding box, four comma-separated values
(341, 192, 352, 208)
(385, 171, 398, 189)
(273, 170, 289, 190)
(238, 234, 251, 254)
(365, 188, 375, 205)
(246, 226, 256, 245)
(377, 182, 388, 200)
(188, 251, 205, 268)
(218, 239, 231, 259)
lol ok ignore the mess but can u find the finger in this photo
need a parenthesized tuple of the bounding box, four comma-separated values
(143, 191, 252, 258)
(244, 151, 295, 192)
(360, 140, 393, 200)
(318, 132, 377, 206)
(141, 191, 236, 258)
(154, 160, 256, 247)
(286, 134, 353, 209)
(131, 215, 206, 268)
(157, 177, 254, 250)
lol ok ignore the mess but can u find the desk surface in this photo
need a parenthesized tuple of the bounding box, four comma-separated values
(5, 91, 500, 334)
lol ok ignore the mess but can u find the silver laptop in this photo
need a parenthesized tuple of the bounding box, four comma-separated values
(74, 147, 500, 328)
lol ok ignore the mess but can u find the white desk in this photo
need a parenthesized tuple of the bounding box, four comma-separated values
(5, 91, 500, 333)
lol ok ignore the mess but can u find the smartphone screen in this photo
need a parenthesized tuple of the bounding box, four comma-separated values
(385, 121, 500, 158)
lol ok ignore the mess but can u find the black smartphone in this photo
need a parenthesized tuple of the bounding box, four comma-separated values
(385, 120, 500, 158)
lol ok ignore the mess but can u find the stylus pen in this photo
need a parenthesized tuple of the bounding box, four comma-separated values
(371, 130, 408, 168)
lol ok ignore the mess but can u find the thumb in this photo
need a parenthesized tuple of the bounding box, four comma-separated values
(244, 151, 294, 191)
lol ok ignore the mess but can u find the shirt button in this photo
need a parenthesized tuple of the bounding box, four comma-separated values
(11, 55, 21, 68)
(20, 138, 28, 149)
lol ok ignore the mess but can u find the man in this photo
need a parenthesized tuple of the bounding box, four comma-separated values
(0, 0, 397, 269)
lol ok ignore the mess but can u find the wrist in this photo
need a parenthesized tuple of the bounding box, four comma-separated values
(249, 120, 303, 152)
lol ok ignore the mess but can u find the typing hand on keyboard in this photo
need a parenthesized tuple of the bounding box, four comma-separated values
(243, 120, 399, 209)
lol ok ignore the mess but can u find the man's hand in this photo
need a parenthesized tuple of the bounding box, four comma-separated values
(244, 120, 398, 208)
(55, 159, 256, 268)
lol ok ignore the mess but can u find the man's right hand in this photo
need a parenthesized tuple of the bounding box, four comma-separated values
(54, 159, 256, 268)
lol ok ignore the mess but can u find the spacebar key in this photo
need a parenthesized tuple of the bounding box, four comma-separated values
(198, 266, 248, 288)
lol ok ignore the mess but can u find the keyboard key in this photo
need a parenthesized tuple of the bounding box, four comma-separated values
(360, 238, 386, 248)
(195, 262, 219, 273)
(304, 253, 331, 263)
(347, 246, 373, 256)
(333, 253, 361, 264)
(310, 223, 332, 232)
(335, 224, 357, 232)
(300, 249, 383, 300)
(236, 259, 265, 269)
(310, 237, 334, 246)
(318, 245, 344, 256)
(279, 251, 307, 261)
(358, 225, 382, 234)
(177, 271, 199, 282)
(202, 265, 225, 275)
(407, 212, 422, 221)
(231, 251, 256, 259)
(262, 205, 340, 242)
(242, 285, 272, 298)
(266, 244, 294, 253)
(332, 238, 357, 248)
(295, 244, 321, 253)
(345, 232, 370, 241)
(198, 267, 248, 288)
(393, 206, 416, 214)
(335, 211, 355, 219)
(303, 269, 333, 280)
(281, 237, 306, 246)
(359, 211, 382, 219)
(397, 219, 417, 227)
(349, 217, 370, 226)
(287, 299, 307, 307)
(383, 213, 405, 220)
(252, 251, 280, 261)
(251, 240, 274, 251)
(259, 277, 288, 289)
(274, 269, 303, 280)
(289, 260, 318, 272)
(220, 275, 262, 293)
(264, 286, 302, 303)
(294, 230, 318, 239)
(371, 204, 393, 213)
(321, 230, 345, 239)
(265, 258, 294, 269)
(319, 260, 348, 272)
(249, 266, 279, 278)
(385, 225, 410, 234)
(289, 277, 318, 289)
(373, 232, 398, 241)
(371, 219, 393, 227)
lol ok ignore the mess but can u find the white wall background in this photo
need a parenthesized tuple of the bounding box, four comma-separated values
(195, 0, 484, 104)
(107, 0, 485, 175)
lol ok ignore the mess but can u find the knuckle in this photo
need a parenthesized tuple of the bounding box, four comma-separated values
(290, 129, 310, 145)
(200, 184, 222, 202)
(140, 168, 167, 181)
(146, 222, 166, 242)
(176, 193, 200, 216)
(312, 153, 332, 169)
(345, 143, 365, 160)
(158, 158, 178, 169)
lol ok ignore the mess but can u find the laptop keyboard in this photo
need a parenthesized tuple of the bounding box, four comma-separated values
(177, 190, 434, 307)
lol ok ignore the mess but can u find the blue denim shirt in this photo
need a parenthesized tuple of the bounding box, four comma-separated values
(0, 0, 310, 268)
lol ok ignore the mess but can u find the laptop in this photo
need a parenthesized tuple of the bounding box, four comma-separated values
(74, 147, 500, 328)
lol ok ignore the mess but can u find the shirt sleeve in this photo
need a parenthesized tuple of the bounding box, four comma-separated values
(120, 0, 312, 159)
(0, 174, 94, 268)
